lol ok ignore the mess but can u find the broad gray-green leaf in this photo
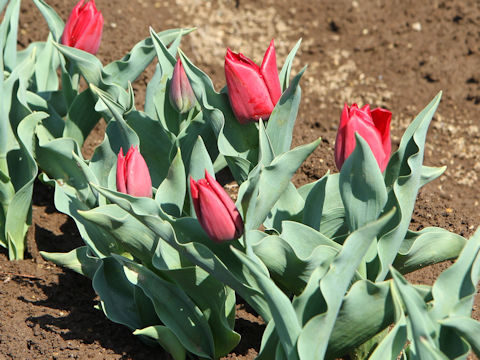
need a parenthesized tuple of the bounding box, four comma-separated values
(40, 246, 100, 279)
(232, 247, 301, 359)
(32, 0, 65, 41)
(279, 39, 302, 91)
(376, 92, 442, 281)
(340, 133, 388, 232)
(134, 325, 186, 360)
(393, 227, 466, 275)
(439, 316, 480, 357)
(431, 227, 480, 319)
(156, 148, 186, 217)
(189, 136, 214, 181)
(297, 210, 395, 360)
(115, 255, 216, 358)
(266, 67, 305, 155)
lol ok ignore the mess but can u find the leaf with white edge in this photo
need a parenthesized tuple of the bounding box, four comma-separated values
(115, 255, 216, 358)
(32, 0, 65, 41)
(420, 165, 446, 188)
(297, 209, 395, 360)
(440, 316, 480, 357)
(134, 326, 186, 360)
(78, 205, 158, 266)
(376, 93, 442, 281)
(156, 148, 186, 217)
(266, 67, 305, 155)
(231, 247, 301, 359)
(340, 133, 388, 232)
(189, 136, 215, 181)
(391, 268, 442, 359)
(125, 110, 173, 187)
(431, 227, 480, 319)
(393, 227, 466, 275)
(243, 138, 321, 231)
(279, 39, 302, 91)
(104, 28, 194, 87)
(40, 246, 100, 279)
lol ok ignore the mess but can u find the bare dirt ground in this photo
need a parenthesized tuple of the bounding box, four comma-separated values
(0, 0, 479, 358)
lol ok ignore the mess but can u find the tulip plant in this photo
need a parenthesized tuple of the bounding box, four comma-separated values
(0, 0, 478, 358)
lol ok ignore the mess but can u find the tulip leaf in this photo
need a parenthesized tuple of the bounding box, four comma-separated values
(263, 182, 304, 231)
(439, 317, 480, 357)
(40, 246, 100, 279)
(162, 267, 240, 357)
(125, 110, 174, 187)
(391, 268, 444, 359)
(231, 246, 301, 359)
(156, 147, 186, 217)
(34, 33, 60, 92)
(189, 136, 215, 182)
(279, 38, 302, 91)
(147, 27, 180, 134)
(103, 28, 194, 87)
(258, 119, 275, 166)
(257, 321, 279, 360)
(430, 227, 480, 320)
(32, 0, 65, 42)
(340, 133, 388, 232)
(63, 88, 101, 146)
(133, 326, 186, 360)
(78, 205, 158, 266)
(392, 227, 466, 275)
(376, 92, 442, 281)
(420, 165, 446, 188)
(114, 255, 216, 358)
(0, 0, 20, 70)
(179, 49, 259, 183)
(297, 209, 395, 360)
(266, 66, 305, 156)
(237, 139, 320, 230)
(299, 172, 347, 239)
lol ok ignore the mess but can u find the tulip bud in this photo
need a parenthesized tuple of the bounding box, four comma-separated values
(335, 103, 392, 172)
(116, 146, 152, 198)
(169, 58, 196, 114)
(224, 39, 282, 124)
(61, 0, 104, 54)
(190, 171, 244, 243)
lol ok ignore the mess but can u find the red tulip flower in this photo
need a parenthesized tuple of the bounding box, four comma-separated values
(116, 146, 152, 198)
(61, 0, 104, 54)
(190, 171, 244, 243)
(224, 40, 282, 124)
(335, 104, 392, 172)
(169, 58, 196, 114)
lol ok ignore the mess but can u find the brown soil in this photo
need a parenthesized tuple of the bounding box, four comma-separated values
(1, 0, 479, 358)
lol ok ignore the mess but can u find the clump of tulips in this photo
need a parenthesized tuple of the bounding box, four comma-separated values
(1, 0, 478, 359)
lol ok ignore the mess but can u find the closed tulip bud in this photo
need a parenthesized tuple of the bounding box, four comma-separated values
(116, 146, 152, 198)
(335, 103, 392, 172)
(61, 0, 104, 54)
(169, 58, 196, 114)
(224, 39, 282, 124)
(190, 171, 244, 243)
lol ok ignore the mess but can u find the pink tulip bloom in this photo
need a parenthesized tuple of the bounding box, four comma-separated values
(116, 146, 152, 198)
(225, 40, 282, 124)
(190, 171, 244, 243)
(335, 103, 392, 172)
(169, 58, 196, 114)
(61, 0, 104, 54)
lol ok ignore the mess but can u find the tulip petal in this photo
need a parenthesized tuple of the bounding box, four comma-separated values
(61, 0, 85, 47)
(225, 48, 275, 123)
(190, 176, 201, 219)
(197, 181, 238, 243)
(204, 171, 243, 236)
(260, 39, 282, 105)
(116, 148, 127, 194)
(371, 108, 392, 163)
(124, 146, 152, 198)
(73, 11, 103, 54)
